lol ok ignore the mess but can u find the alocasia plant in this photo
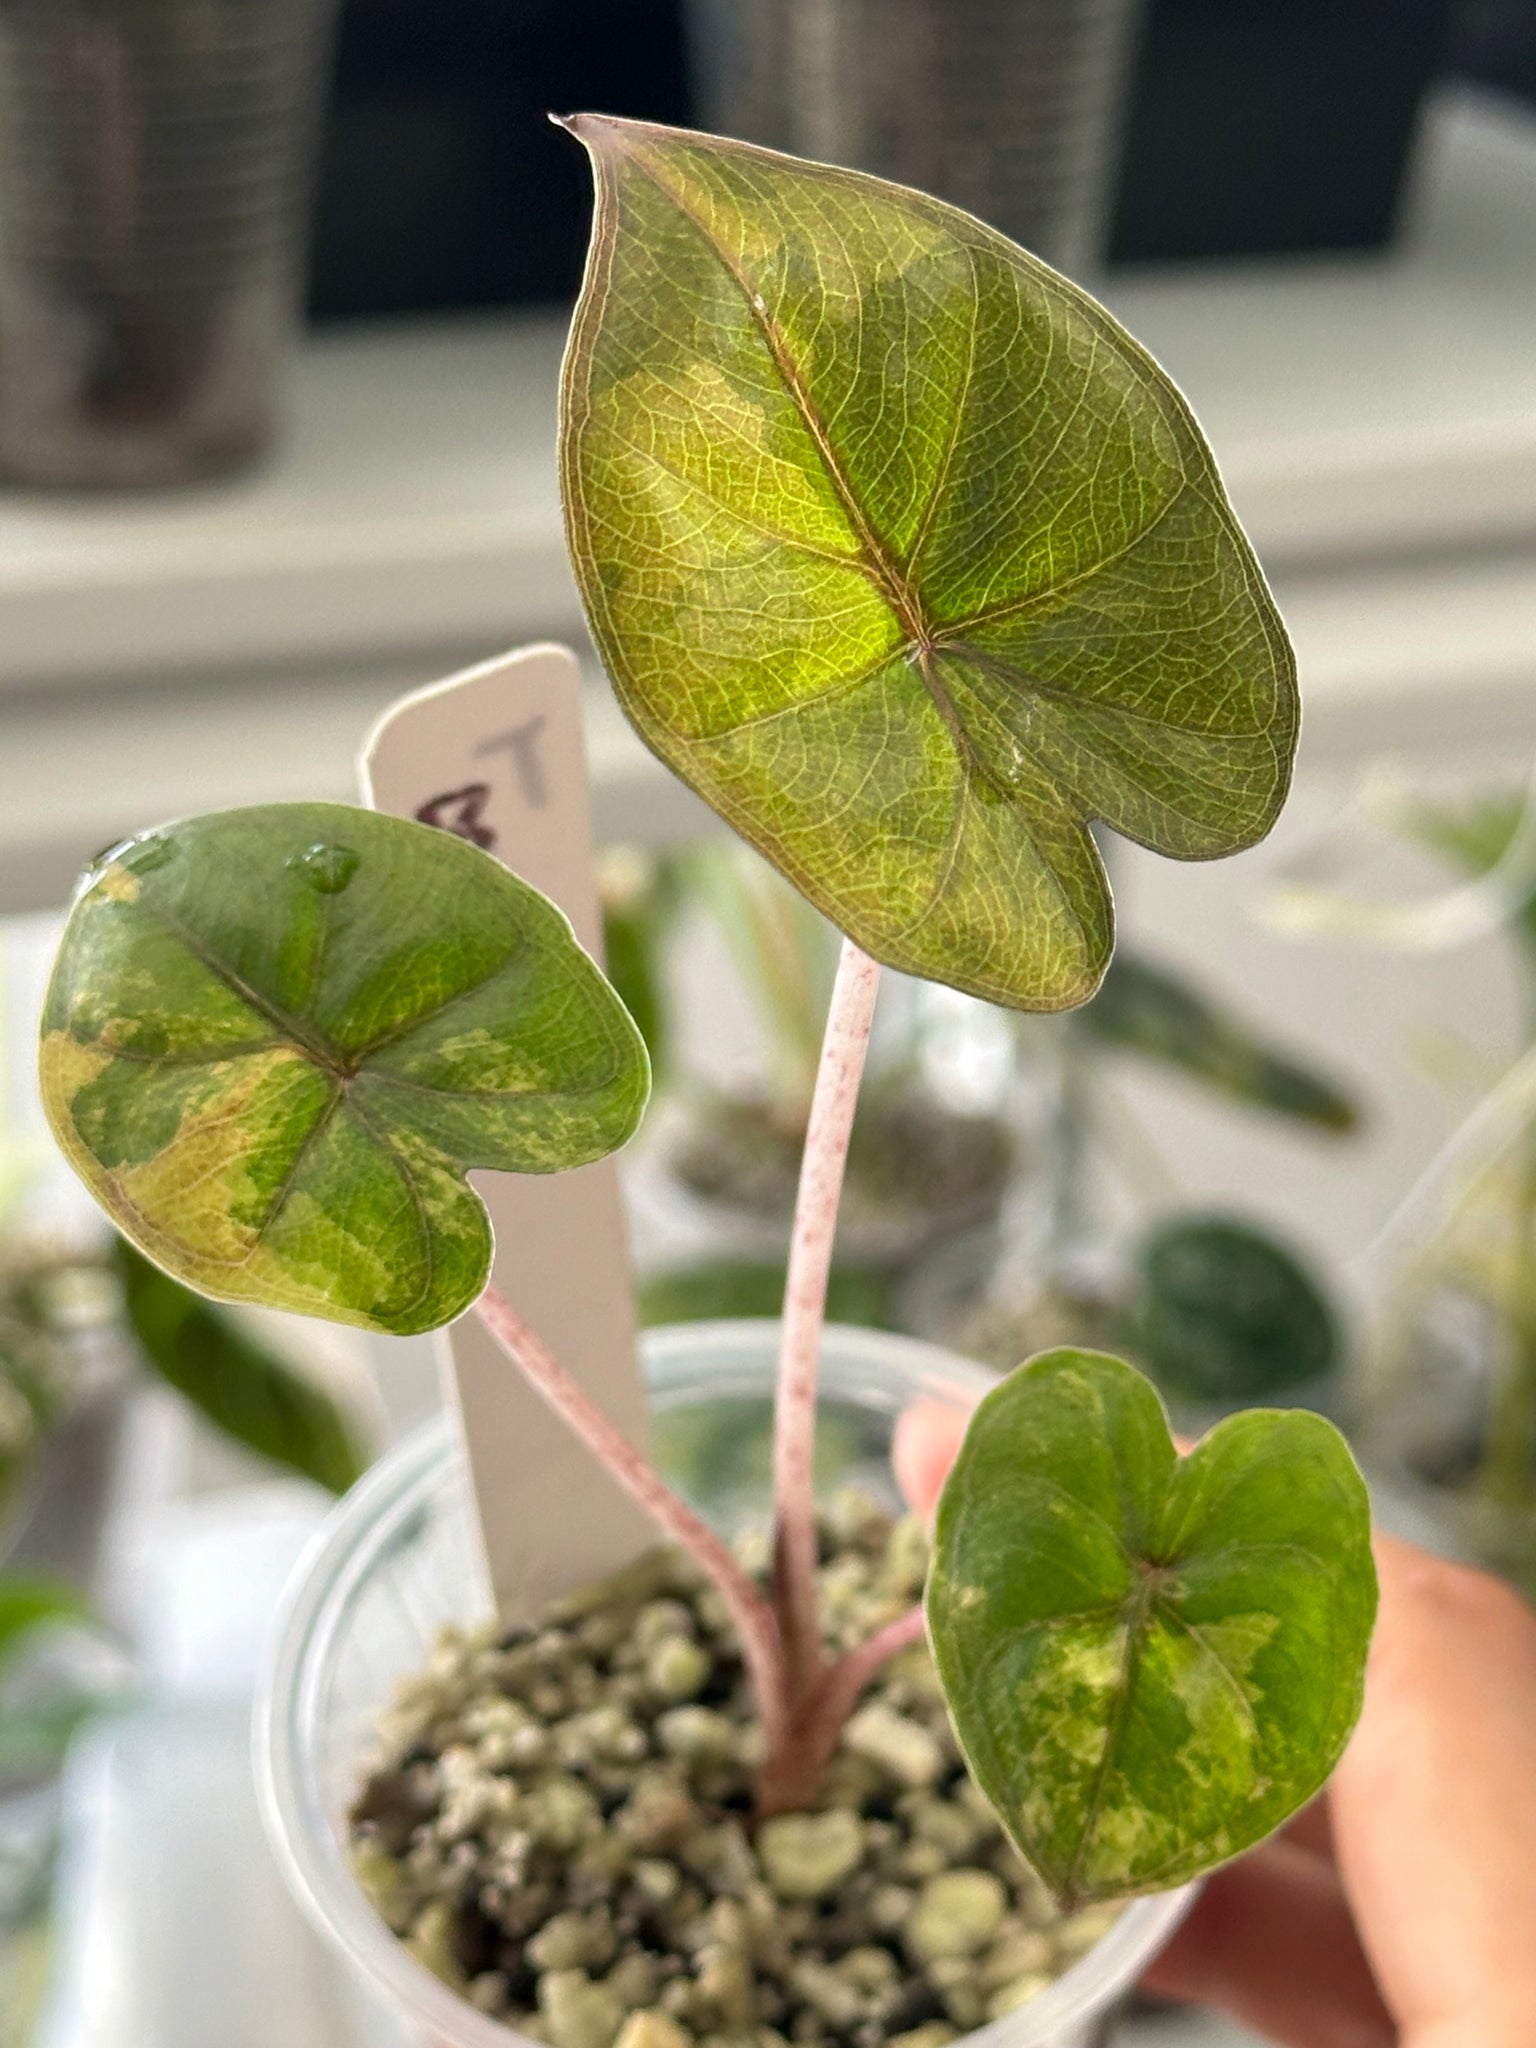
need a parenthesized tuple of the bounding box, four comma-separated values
(38, 116, 1375, 1922)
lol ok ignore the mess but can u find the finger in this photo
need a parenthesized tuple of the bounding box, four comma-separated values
(1143, 1840, 1393, 2048)
(1329, 1536, 1536, 2040)
(892, 1399, 972, 1517)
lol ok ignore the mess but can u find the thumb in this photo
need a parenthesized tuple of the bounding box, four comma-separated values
(1329, 1536, 1536, 2044)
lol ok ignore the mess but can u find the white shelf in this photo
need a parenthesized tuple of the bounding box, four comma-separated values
(1, 87, 1534, 912)
(1105, 85, 1536, 569)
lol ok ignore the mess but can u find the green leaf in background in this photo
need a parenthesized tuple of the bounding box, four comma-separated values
(113, 1236, 368, 1493)
(560, 117, 1296, 1011)
(0, 1574, 88, 1667)
(1131, 1216, 1338, 1404)
(599, 846, 686, 1085)
(927, 1349, 1375, 1904)
(0, 1697, 101, 1777)
(40, 805, 650, 1334)
(1082, 953, 1358, 1132)
(1403, 787, 1536, 990)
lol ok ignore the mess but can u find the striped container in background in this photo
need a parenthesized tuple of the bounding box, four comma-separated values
(0, 0, 338, 487)
(684, 0, 1144, 279)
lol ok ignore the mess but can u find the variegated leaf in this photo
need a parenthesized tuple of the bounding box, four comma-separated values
(927, 1349, 1375, 1904)
(560, 118, 1296, 1010)
(39, 805, 649, 1335)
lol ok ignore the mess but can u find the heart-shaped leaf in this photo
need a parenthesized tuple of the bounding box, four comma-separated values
(560, 117, 1296, 1011)
(926, 1348, 1375, 1904)
(39, 805, 649, 1335)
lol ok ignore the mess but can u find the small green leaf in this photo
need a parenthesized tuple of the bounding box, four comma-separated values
(1130, 1216, 1338, 1403)
(113, 1236, 368, 1492)
(1402, 788, 1536, 975)
(560, 117, 1296, 1011)
(927, 1349, 1375, 1905)
(1082, 953, 1359, 1132)
(0, 1692, 106, 1773)
(40, 805, 650, 1334)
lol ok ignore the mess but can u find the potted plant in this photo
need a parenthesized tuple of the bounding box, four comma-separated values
(35, 118, 1376, 2047)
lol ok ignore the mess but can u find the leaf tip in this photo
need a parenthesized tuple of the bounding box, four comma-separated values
(550, 110, 631, 161)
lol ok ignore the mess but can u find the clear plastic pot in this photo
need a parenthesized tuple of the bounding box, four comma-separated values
(257, 1320, 1194, 2048)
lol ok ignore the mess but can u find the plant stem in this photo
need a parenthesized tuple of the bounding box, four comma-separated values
(757, 1603, 927, 1817)
(478, 936, 904, 1818)
(772, 937, 882, 1693)
(474, 1283, 791, 1759)
(813, 1604, 926, 1735)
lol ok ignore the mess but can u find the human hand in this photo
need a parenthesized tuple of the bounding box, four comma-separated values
(893, 1402, 1536, 2047)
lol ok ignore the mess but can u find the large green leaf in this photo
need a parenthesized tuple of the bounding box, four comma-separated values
(927, 1349, 1375, 1905)
(113, 1236, 369, 1492)
(39, 805, 650, 1334)
(560, 117, 1296, 1011)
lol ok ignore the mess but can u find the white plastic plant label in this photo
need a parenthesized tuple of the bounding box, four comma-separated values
(361, 643, 653, 1620)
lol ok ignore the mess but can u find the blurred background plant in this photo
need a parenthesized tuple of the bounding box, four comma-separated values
(1290, 775, 1536, 1592)
(603, 840, 1358, 1426)
(925, 946, 1356, 1426)
(605, 842, 1020, 1333)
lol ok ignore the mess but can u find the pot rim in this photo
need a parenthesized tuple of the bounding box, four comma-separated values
(255, 1319, 1196, 2048)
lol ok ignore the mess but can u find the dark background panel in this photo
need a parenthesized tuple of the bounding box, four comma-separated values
(305, 0, 1536, 320)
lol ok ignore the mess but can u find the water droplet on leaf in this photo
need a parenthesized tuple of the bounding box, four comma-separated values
(289, 843, 360, 894)
(120, 833, 178, 875)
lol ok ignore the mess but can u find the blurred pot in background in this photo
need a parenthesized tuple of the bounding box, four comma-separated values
(0, 0, 339, 487)
(0, 1229, 372, 1587)
(684, 0, 1145, 276)
(0, 1241, 130, 1587)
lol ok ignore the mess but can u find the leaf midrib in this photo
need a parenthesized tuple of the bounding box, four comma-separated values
(619, 151, 930, 650)
(1057, 1565, 1160, 1906)
(129, 896, 525, 1081)
(614, 139, 1196, 768)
